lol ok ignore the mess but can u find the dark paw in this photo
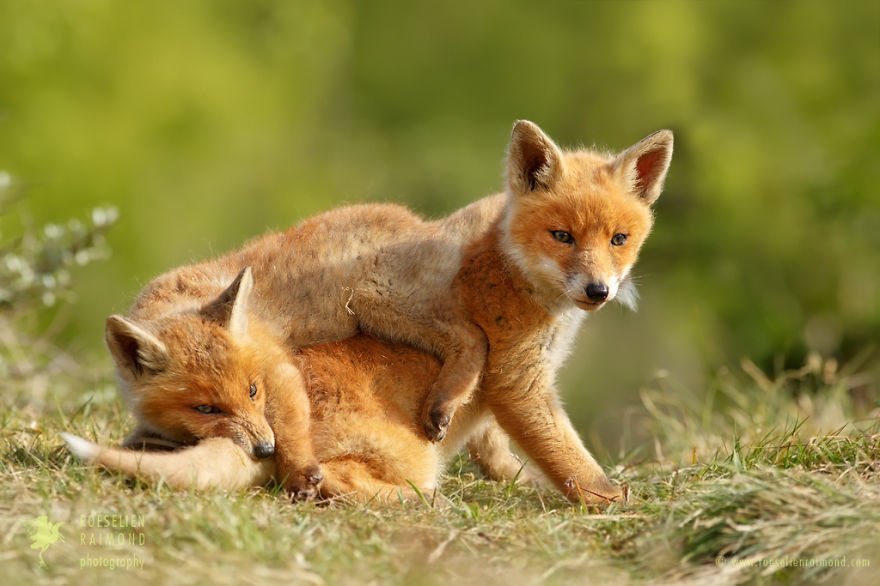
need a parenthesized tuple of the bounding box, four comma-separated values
(423, 408, 450, 443)
(287, 465, 324, 501)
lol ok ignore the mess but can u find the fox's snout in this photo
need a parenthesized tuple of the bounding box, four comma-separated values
(211, 413, 276, 462)
(253, 440, 275, 459)
(238, 422, 276, 460)
(584, 282, 609, 303)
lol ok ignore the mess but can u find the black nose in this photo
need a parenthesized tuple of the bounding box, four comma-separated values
(585, 282, 609, 302)
(253, 441, 275, 459)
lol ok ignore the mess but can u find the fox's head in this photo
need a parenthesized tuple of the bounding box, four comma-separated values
(501, 120, 673, 312)
(104, 267, 277, 459)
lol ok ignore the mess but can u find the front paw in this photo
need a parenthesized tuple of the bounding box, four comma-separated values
(563, 477, 627, 506)
(285, 464, 324, 501)
(422, 404, 452, 443)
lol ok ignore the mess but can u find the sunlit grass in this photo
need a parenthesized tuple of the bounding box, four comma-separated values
(2, 357, 877, 585)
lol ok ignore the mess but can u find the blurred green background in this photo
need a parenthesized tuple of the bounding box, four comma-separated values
(1, 1, 877, 444)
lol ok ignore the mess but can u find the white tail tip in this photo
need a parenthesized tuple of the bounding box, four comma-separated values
(60, 432, 101, 461)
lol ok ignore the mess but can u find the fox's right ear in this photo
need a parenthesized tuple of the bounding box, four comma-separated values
(507, 120, 564, 194)
(200, 266, 253, 338)
(105, 315, 168, 379)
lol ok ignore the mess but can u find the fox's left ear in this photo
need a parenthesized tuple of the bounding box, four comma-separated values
(613, 130, 673, 205)
(200, 266, 253, 338)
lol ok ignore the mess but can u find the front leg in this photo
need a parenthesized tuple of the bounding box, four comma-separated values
(351, 289, 488, 443)
(486, 376, 624, 505)
(264, 362, 324, 500)
(418, 321, 488, 442)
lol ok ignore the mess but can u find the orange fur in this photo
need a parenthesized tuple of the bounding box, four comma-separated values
(447, 121, 673, 503)
(107, 268, 323, 498)
(89, 120, 672, 505)
(68, 335, 492, 502)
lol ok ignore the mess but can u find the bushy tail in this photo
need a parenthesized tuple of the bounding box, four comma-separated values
(61, 433, 274, 490)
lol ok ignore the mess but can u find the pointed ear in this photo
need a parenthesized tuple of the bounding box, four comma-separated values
(613, 129, 673, 205)
(105, 315, 168, 378)
(507, 120, 564, 194)
(199, 266, 253, 338)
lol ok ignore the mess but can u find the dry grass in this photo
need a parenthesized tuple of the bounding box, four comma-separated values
(2, 354, 878, 586)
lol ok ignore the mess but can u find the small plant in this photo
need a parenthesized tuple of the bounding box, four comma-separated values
(0, 170, 118, 407)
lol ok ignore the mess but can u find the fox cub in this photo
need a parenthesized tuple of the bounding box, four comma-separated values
(106, 267, 324, 498)
(68, 325, 530, 500)
(102, 120, 672, 503)
(92, 270, 510, 500)
(447, 121, 672, 502)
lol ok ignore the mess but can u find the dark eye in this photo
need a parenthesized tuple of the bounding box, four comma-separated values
(550, 230, 574, 245)
(194, 405, 221, 415)
(249, 383, 258, 400)
(611, 233, 628, 246)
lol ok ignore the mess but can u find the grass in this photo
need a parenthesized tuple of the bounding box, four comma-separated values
(2, 351, 877, 586)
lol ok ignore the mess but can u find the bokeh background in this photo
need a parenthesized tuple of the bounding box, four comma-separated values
(2, 1, 877, 448)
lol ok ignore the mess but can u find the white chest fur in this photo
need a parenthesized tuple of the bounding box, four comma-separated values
(544, 308, 587, 374)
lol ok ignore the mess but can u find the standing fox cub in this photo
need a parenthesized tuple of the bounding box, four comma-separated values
(88, 121, 672, 503)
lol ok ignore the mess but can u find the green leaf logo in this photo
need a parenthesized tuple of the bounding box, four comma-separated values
(28, 515, 64, 568)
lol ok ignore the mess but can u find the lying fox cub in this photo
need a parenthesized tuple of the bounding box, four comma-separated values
(78, 120, 671, 503)
(67, 270, 515, 501)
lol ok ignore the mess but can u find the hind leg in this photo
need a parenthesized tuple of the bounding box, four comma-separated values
(466, 419, 534, 484)
(318, 459, 429, 503)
